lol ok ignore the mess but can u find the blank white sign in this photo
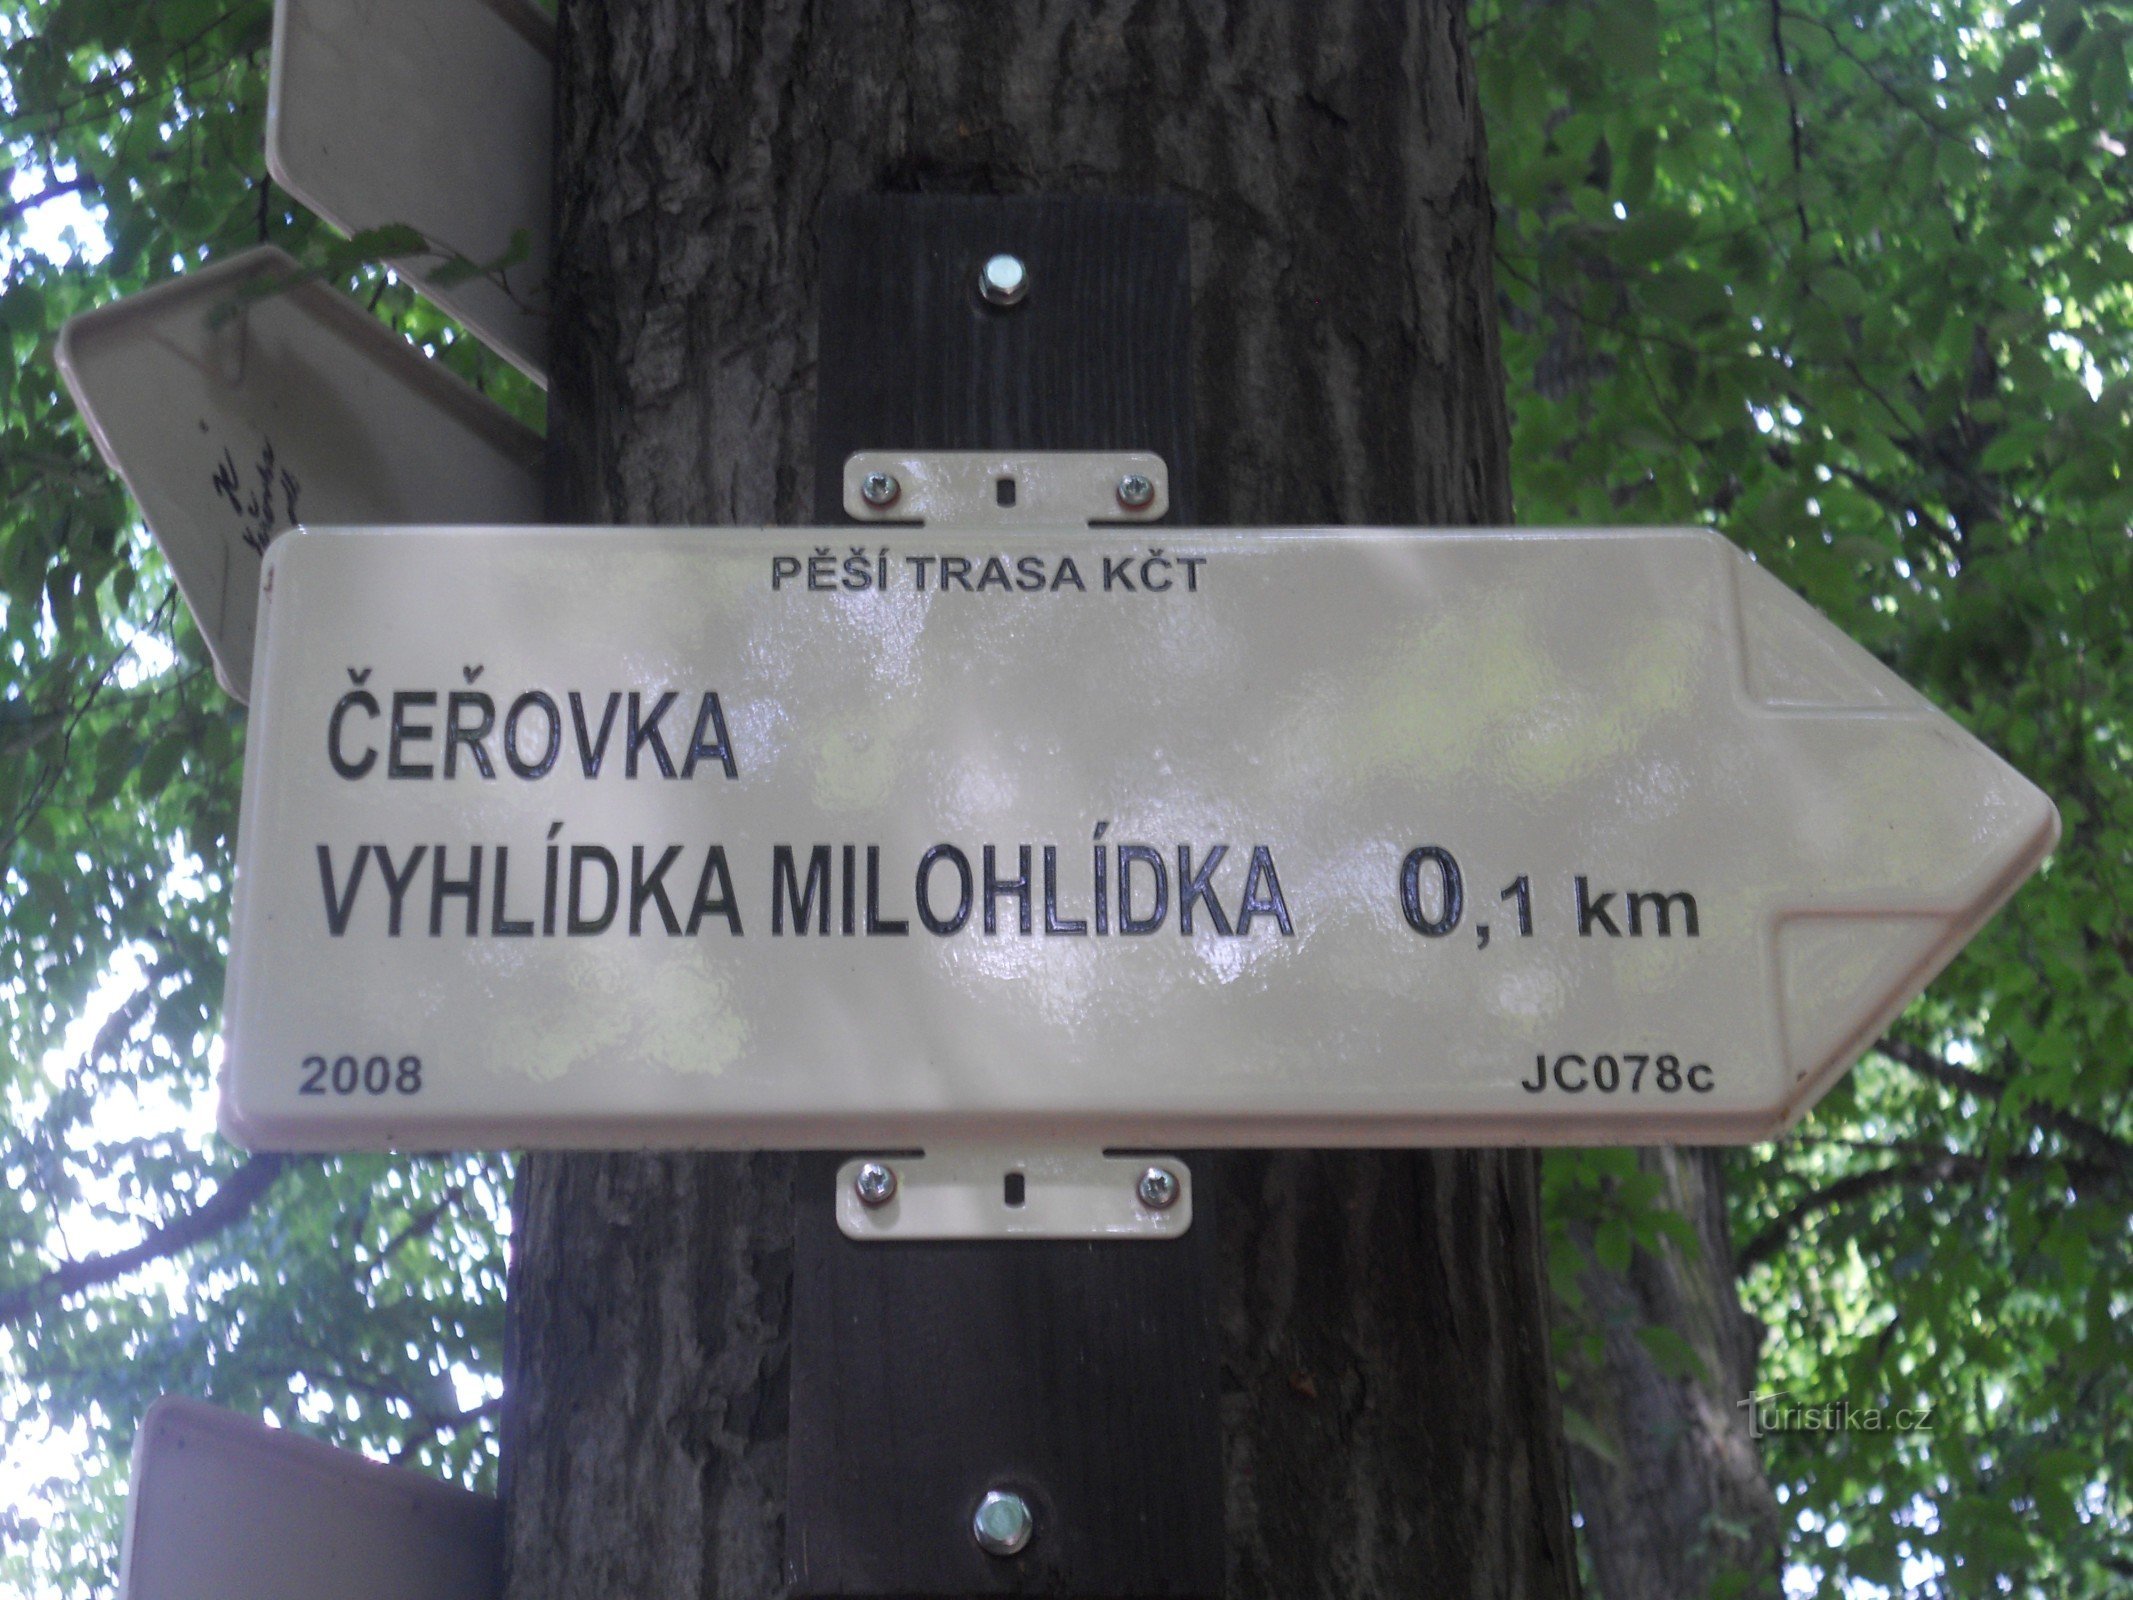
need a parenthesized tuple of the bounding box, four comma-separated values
(57, 246, 544, 701)
(269, 0, 554, 381)
(117, 1398, 500, 1600)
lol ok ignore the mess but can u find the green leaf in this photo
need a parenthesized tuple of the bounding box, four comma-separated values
(1594, 1217, 1634, 1274)
(1979, 426, 2040, 472)
(1560, 1405, 1623, 1466)
(422, 255, 487, 289)
(1634, 1324, 1709, 1382)
(0, 281, 47, 335)
(134, 733, 187, 798)
(1812, 265, 1868, 314)
(1617, 206, 1698, 264)
(341, 222, 431, 261)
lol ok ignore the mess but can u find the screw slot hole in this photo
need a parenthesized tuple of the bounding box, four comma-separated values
(1003, 1171, 1026, 1208)
(996, 477, 1016, 508)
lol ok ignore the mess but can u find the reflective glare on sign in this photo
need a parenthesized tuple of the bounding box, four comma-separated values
(268, 0, 554, 381)
(117, 1398, 500, 1600)
(56, 247, 545, 701)
(222, 524, 2057, 1151)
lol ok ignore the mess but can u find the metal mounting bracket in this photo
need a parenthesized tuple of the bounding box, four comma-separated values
(835, 1147, 1193, 1241)
(842, 450, 1170, 527)
(834, 449, 1182, 1244)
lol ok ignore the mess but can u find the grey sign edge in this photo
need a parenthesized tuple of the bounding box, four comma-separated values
(263, 0, 556, 387)
(116, 1394, 500, 1600)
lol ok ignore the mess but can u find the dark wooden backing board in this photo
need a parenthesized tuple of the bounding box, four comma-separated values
(787, 195, 1220, 1599)
(810, 194, 1197, 511)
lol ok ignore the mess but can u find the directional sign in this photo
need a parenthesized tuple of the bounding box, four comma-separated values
(220, 523, 2056, 1150)
(118, 1398, 500, 1600)
(268, 0, 554, 381)
(57, 246, 545, 701)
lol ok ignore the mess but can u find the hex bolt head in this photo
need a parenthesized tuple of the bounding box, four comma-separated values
(854, 1161, 898, 1207)
(972, 1489, 1034, 1557)
(1137, 1165, 1180, 1210)
(859, 471, 900, 508)
(1116, 472, 1156, 510)
(977, 253, 1029, 307)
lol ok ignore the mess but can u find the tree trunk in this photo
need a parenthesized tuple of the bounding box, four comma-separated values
(502, 3, 1576, 1595)
(1556, 1148, 1783, 1599)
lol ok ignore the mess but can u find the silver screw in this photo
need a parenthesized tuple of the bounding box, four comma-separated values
(977, 253, 1029, 307)
(1137, 1165, 1180, 1210)
(972, 1488, 1033, 1557)
(1116, 473, 1156, 511)
(854, 1161, 898, 1207)
(859, 471, 900, 508)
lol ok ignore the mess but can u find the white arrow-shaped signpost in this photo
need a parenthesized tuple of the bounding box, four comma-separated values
(117, 1398, 500, 1600)
(57, 246, 544, 701)
(217, 483, 2056, 1152)
(267, 0, 554, 382)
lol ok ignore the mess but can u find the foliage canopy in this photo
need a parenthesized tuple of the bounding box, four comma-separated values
(1492, 0, 2133, 1590)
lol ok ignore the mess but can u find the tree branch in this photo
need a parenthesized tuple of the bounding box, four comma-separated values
(0, 1155, 288, 1328)
(1736, 1136, 2125, 1273)
(0, 172, 99, 229)
(1880, 1038, 2133, 1174)
(1, 591, 178, 868)
(1773, 8, 1960, 139)
(390, 1395, 502, 1465)
(366, 1183, 467, 1282)
(1766, 0, 1813, 242)
(1736, 1159, 1952, 1271)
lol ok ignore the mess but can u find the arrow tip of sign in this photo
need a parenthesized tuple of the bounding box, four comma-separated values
(1771, 799, 2060, 1130)
(1723, 539, 2062, 1130)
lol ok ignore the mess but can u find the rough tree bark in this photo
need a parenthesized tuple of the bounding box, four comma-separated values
(501, 4, 1577, 1595)
(1556, 1148, 1783, 1599)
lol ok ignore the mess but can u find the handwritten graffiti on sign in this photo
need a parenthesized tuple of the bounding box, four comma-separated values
(206, 429, 302, 557)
